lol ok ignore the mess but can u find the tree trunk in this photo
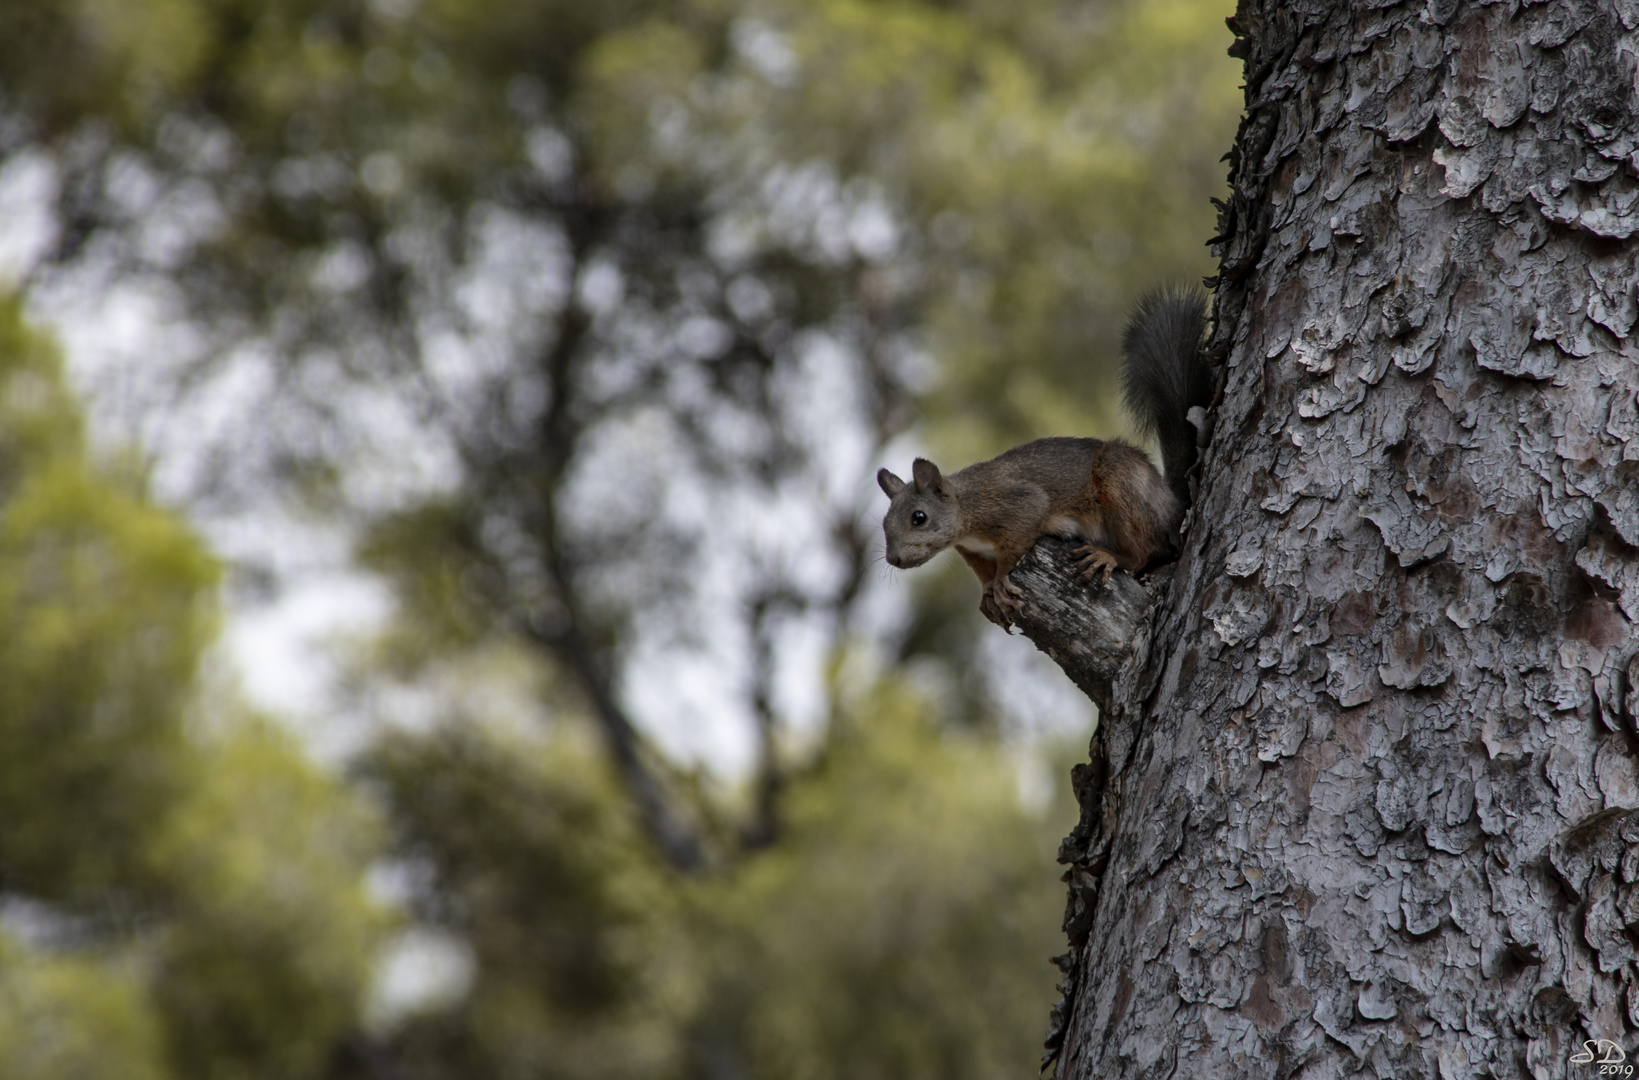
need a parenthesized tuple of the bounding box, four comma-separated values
(1041, 2, 1639, 1076)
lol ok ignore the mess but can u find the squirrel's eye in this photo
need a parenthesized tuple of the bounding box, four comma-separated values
(911, 510, 928, 526)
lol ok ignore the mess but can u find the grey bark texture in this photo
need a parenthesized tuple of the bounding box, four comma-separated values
(1040, 2, 1639, 1077)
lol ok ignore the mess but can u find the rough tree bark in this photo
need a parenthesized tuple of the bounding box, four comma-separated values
(1024, 2, 1639, 1076)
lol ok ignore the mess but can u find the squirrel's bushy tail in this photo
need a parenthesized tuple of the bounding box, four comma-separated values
(1121, 285, 1214, 509)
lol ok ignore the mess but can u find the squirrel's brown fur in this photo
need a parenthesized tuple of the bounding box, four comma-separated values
(877, 437, 1177, 627)
(877, 287, 1213, 629)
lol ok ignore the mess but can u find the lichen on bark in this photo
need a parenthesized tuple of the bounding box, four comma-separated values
(1038, 2, 1639, 1076)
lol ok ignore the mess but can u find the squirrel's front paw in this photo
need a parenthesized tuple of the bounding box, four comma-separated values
(983, 574, 1025, 624)
(1073, 545, 1118, 584)
(979, 575, 1024, 628)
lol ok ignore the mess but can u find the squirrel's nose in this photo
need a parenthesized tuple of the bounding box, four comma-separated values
(886, 552, 902, 568)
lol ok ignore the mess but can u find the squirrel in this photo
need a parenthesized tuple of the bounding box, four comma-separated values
(877, 286, 1215, 629)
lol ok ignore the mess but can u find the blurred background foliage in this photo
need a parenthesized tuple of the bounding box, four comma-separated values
(0, 0, 1237, 1077)
(0, 298, 381, 1079)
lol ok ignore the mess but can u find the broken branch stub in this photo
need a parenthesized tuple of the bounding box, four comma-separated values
(1004, 537, 1155, 715)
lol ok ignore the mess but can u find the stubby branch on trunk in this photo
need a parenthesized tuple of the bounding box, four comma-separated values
(1003, 539, 1160, 717)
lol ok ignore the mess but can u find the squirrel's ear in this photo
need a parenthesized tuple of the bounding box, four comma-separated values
(911, 457, 945, 494)
(877, 468, 906, 498)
